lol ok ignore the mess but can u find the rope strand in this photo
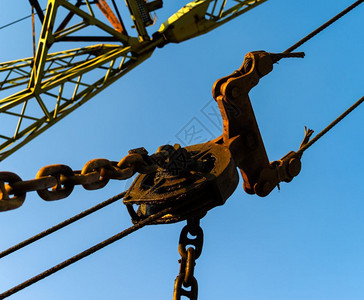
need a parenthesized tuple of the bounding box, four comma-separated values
(297, 96, 364, 155)
(0, 1, 363, 298)
(284, 0, 364, 53)
(0, 192, 125, 259)
(0, 200, 195, 299)
(0, 9, 46, 31)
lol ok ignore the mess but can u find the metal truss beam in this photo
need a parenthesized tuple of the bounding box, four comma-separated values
(0, 45, 152, 161)
(0, 0, 267, 161)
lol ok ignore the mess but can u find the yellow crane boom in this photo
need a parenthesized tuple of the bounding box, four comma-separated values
(0, 0, 266, 161)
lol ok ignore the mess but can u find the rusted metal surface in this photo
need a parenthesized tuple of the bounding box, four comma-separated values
(213, 50, 306, 197)
(0, 51, 311, 214)
(95, 0, 126, 33)
(0, 49, 316, 299)
(0, 172, 26, 211)
(124, 141, 239, 224)
(2, 50, 361, 300)
(173, 218, 203, 300)
(0, 150, 159, 211)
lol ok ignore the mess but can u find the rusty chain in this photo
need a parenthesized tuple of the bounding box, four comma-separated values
(173, 218, 204, 300)
(0, 147, 176, 212)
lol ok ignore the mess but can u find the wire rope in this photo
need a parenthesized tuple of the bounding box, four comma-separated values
(284, 0, 363, 53)
(0, 200, 195, 299)
(0, 0, 363, 298)
(0, 9, 46, 31)
(0, 191, 126, 259)
(297, 97, 364, 155)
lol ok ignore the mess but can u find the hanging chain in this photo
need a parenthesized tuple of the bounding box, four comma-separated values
(0, 147, 176, 212)
(174, 218, 204, 300)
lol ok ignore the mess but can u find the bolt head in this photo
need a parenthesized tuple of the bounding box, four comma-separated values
(231, 87, 241, 98)
(288, 158, 301, 177)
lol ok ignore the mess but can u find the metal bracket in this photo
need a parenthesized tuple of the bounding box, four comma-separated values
(213, 50, 305, 196)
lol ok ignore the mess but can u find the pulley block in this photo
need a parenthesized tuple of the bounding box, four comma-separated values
(123, 141, 239, 224)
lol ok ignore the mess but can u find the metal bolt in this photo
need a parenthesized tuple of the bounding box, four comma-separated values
(231, 87, 241, 98)
(129, 147, 148, 156)
(288, 158, 301, 177)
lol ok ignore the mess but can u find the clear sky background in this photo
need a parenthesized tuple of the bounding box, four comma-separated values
(0, 0, 363, 299)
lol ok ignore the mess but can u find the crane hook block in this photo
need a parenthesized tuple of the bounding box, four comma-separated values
(213, 51, 305, 197)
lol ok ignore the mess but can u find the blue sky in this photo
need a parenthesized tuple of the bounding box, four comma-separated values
(0, 0, 363, 299)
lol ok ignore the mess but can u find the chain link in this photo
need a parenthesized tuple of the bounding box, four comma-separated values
(0, 147, 162, 212)
(36, 164, 75, 200)
(174, 218, 203, 300)
(0, 172, 26, 211)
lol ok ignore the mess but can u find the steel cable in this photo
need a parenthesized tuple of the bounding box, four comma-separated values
(284, 0, 363, 54)
(0, 0, 363, 298)
(0, 10, 46, 31)
(0, 191, 126, 259)
(0, 199, 200, 299)
(278, 0, 364, 154)
(297, 96, 364, 155)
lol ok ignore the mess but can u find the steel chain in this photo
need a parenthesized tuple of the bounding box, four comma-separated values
(0, 147, 166, 212)
(173, 218, 203, 300)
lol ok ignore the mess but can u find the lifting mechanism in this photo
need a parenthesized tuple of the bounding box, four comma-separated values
(0, 0, 363, 299)
(3, 49, 363, 299)
(0, 51, 308, 215)
(124, 51, 308, 225)
(0, 50, 312, 299)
